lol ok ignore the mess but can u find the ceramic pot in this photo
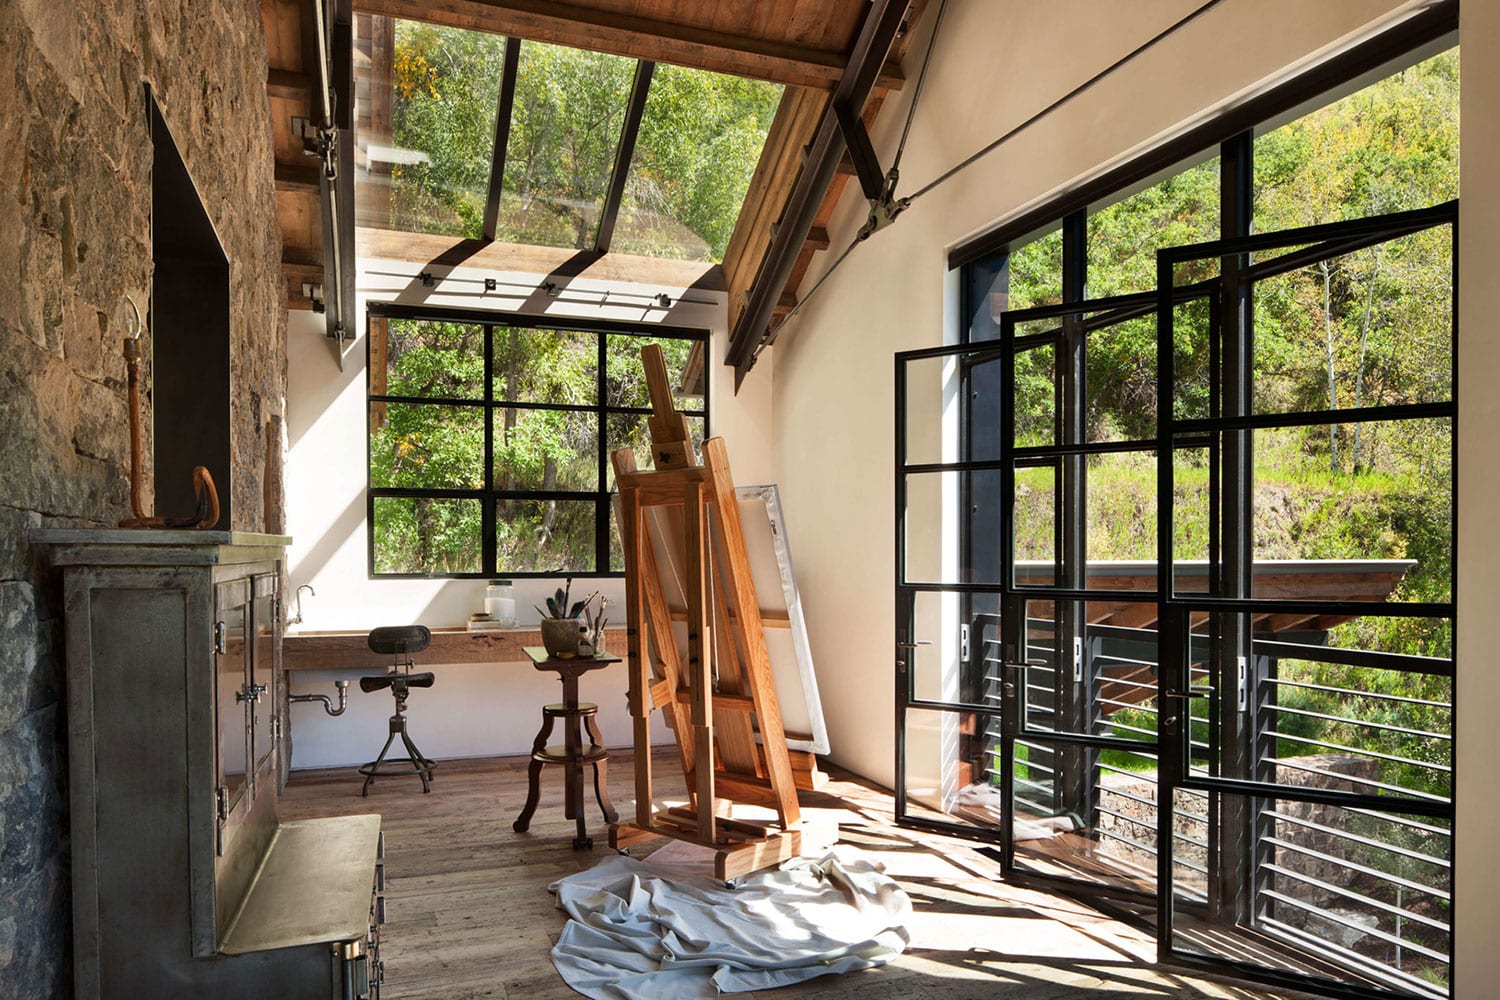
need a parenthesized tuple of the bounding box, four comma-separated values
(540, 617, 581, 658)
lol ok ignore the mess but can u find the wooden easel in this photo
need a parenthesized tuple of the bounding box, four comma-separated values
(608, 347, 801, 879)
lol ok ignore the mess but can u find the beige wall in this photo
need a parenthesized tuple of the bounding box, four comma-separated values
(1455, 0, 1497, 990)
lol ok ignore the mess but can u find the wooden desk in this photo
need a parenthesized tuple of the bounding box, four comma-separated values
(512, 647, 621, 849)
(283, 627, 625, 670)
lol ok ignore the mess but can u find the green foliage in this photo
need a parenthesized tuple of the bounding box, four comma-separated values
(371, 319, 698, 576)
(372, 22, 779, 261)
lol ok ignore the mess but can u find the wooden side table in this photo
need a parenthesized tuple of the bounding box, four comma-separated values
(513, 647, 621, 849)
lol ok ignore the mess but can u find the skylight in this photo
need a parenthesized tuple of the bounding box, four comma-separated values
(352, 14, 782, 263)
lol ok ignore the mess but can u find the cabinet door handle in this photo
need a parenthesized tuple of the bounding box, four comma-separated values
(236, 681, 268, 703)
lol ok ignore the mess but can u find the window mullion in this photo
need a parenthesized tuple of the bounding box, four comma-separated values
(483, 322, 497, 575)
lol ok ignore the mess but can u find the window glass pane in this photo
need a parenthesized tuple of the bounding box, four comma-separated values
(1251, 226, 1453, 417)
(372, 497, 482, 574)
(1012, 463, 1056, 581)
(494, 408, 597, 492)
(1087, 157, 1219, 297)
(1086, 312, 1157, 442)
(1087, 448, 1158, 579)
(606, 335, 699, 409)
(493, 41, 634, 250)
(1005, 229, 1063, 311)
(1171, 295, 1215, 423)
(605, 413, 704, 489)
(369, 403, 484, 489)
(355, 16, 503, 237)
(1252, 419, 1450, 603)
(375, 317, 485, 399)
(1254, 48, 1458, 233)
(491, 327, 598, 405)
(1012, 342, 1056, 448)
(496, 498, 595, 573)
(613, 65, 783, 262)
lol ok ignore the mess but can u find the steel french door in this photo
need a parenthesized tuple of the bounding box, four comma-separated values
(894, 342, 1009, 844)
(897, 200, 1456, 1000)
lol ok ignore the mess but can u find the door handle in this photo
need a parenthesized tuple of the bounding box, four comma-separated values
(895, 640, 933, 649)
(1161, 687, 1212, 700)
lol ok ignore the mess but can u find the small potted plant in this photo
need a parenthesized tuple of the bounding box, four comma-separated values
(535, 578, 595, 658)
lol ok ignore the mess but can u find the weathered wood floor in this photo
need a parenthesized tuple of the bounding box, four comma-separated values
(280, 750, 1310, 1000)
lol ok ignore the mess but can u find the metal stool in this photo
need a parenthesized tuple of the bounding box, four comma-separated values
(357, 625, 437, 795)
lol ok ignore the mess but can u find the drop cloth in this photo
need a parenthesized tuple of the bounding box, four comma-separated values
(548, 849, 911, 1000)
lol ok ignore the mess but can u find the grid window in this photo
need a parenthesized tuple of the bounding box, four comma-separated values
(367, 309, 707, 577)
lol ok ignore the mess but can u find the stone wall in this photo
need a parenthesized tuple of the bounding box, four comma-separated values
(0, 2, 285, 995)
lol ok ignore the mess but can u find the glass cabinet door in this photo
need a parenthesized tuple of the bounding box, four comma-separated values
(214, 578, 252, 818)
(250, 574, 278, 782)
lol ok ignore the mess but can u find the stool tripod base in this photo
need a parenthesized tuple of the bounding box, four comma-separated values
(360, 713, 437, 795)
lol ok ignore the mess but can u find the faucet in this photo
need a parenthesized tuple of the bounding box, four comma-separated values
(288, 584, 315, 626)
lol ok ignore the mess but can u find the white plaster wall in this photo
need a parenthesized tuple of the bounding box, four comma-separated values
(1454, 0, 1498, 990)
(284, 257, 771, 766)
(769, 0, 1434, 791)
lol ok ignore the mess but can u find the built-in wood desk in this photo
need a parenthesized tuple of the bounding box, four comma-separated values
(283, 627, 625, 670)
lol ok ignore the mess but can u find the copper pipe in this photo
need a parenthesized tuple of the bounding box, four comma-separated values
(117, 331, 221, 530)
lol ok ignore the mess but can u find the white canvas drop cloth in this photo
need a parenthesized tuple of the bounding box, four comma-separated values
(548, 850, 912, 1000)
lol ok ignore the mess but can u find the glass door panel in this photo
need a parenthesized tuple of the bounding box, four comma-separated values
(1168, 789, 1451, 999)
(901, 707, 1004, 834)
(250, 576, 278, 783)
(1010, 736, 1160, 896)
(214, 579, 251, 818)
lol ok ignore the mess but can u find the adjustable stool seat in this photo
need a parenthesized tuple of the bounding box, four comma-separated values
(357, 625, 438, 795)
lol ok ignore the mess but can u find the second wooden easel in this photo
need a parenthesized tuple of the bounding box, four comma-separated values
(608, 347, 801, 879)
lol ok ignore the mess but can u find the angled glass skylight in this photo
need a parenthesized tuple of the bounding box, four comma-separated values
(493, 41, 635, 250)
(353, 14, 783, 262)
(612, 64, 782, 262)
(354, 18, 503, 237)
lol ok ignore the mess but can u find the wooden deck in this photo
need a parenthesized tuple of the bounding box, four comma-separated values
(279, 750, 1314, 1000)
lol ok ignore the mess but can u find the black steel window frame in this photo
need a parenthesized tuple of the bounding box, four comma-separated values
(927, 24, 1458, 998)
(365, 302, 709, 579)
(1153, 203, 1457, 999)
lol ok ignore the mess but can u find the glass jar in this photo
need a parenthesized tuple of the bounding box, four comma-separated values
(484, 580, 516, 628)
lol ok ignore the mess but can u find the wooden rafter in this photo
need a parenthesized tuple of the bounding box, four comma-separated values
(354, 0, 905, 91)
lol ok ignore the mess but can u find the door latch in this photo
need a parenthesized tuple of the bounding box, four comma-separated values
(959, 624, 970, 661)
(1072, 636, 1084, 683)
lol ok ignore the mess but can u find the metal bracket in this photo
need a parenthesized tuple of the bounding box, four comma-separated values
(1072, 636, 1084, 683)
(1236, 655, 1249, 712)
(959, 623, 970, 661)
(213, 620, 226, 656)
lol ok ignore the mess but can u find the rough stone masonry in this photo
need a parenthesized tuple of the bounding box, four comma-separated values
(0, 1, 287, 996)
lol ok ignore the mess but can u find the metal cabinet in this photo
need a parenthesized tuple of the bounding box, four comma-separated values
(38, 530, 383, 1000)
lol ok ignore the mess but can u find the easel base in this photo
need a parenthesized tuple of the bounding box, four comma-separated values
(609, 816, 802, 881)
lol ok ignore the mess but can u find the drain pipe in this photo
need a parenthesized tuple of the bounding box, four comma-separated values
(290, 679, 350, 717)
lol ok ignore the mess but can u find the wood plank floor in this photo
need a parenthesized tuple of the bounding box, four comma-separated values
(279, 750, 1314, 1000)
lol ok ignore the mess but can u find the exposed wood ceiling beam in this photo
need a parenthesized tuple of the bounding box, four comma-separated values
(275, 161, 322, 193)
(725, 0, 911, 380)
(354, 0, 905, 91)
(267, 68, 314, 101)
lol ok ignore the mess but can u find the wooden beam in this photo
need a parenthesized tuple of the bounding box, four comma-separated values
(267, 68, 314, 101)
(354, 0, 905, 91)
(275, 160, 322, 194)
